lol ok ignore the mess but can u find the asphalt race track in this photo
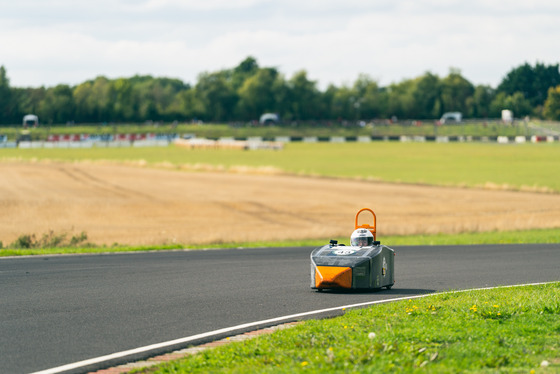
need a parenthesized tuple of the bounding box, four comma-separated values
(1, 244, 559, 373)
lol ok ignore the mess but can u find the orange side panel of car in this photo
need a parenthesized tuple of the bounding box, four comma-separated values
(315, 266, 352, 288)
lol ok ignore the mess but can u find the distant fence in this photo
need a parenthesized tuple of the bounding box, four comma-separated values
(0, 134, 558, 149)
(0, 133, 178, 149)
(218, 135, 559, 144)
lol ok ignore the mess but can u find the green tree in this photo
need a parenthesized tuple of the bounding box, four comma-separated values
(73, 81, 94, 122)
(111, 78, 135, 121)
(440, 68, 474, 115)
(285, 70, 322, 120)
(497, 62, 560, 107)
(12, 87, 46, 122)
(9, 58, 560, 124)
(195, 72, 238, 122)
(543, 85, 560, 120)
(89, 77, 113, 122)
(328, 85, 355, 121)
(489, 91, 532, 118)
(321, 84, 338, 120)
(231, 56, 259, 90)
(467, 85, 495, 118)
(38, 84, 74, 124)
(411, 72, 441, 119)
(352, 74, 384, 120)
(73, 77, 112, 122)
(172, 89, 205, 120)
(385, 79, 415, 120)
(504, 92, 532, 117)
(132, 76, 188, 121)
(236, 68, 282, 120)
(0, 66, 14, 124)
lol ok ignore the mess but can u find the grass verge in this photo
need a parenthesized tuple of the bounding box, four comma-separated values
(136, 282, 560, 373)
(1, 227, 559, 257)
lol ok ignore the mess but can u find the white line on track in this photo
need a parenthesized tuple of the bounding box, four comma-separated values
(31, 281, 556, 374)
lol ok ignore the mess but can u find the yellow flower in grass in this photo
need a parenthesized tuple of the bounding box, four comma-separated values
(301, 361, 309, 367)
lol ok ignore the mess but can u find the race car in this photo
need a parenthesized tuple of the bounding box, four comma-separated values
(310, 208, 395, 291)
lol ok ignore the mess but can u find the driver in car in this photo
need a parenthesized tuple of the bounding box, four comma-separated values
(350, 228, 374, 247)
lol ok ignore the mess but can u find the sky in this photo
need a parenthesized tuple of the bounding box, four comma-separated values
(1, 0, 559, 90)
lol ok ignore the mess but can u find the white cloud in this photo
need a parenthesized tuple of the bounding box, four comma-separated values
(135, 0, 268, 11)
(1, 0, 559, 88)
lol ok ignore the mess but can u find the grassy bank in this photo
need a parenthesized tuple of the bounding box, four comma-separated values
(2, 141, 560, 192)
(138, 282, 560, 373)
(2, 227, 559, 257)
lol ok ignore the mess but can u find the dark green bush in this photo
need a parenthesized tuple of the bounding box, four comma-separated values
(6, 230, 90, 249)
(11, 234, 36, 249)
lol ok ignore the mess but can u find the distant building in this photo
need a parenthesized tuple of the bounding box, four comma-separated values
(23, 114, 39, 127)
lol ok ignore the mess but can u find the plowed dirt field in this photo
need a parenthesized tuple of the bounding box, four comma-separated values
(2, 161, 560, 246)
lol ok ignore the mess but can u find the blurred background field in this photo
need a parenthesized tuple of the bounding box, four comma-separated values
(2, 141, 560, 192)
(1, 140, 559, 250)
(1, 120, 560, 141)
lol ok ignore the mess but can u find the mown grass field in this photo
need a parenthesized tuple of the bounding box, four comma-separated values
(139, 282, 560, 373)
(2, 141, 560, 192)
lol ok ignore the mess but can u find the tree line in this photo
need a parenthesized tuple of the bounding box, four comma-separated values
(1, 57, 560, 126)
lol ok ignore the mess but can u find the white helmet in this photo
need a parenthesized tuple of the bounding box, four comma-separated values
(351, 228, 374, 247)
